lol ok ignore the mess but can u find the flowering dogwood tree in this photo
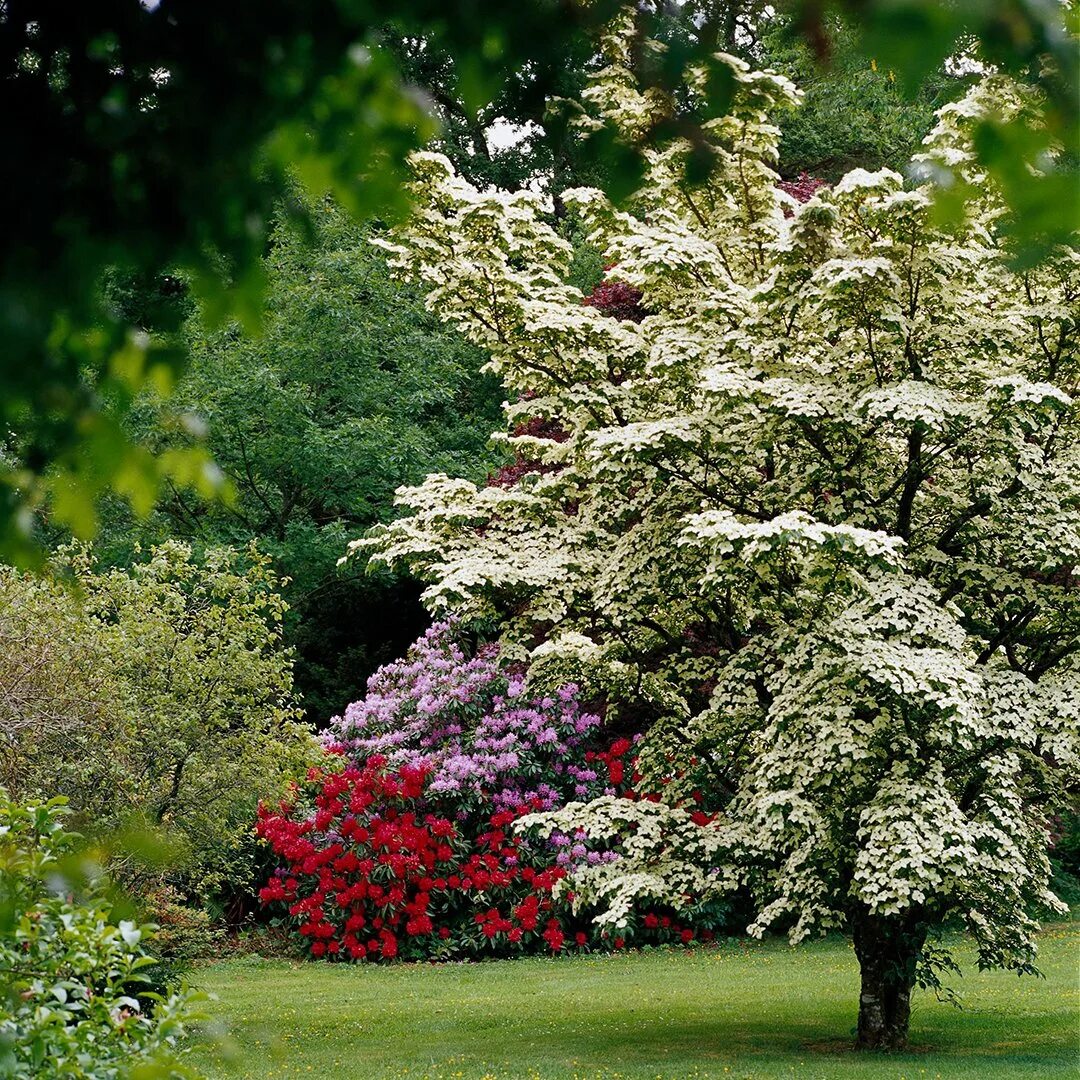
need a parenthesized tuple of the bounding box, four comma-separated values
(353, 18, 1079, 1050)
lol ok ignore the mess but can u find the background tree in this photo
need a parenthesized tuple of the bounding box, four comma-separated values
(761, 16, 959, 180)
(0, 542, 314, 899)
(92, 193, 503, 722)
(356, 22, 1079, 1051)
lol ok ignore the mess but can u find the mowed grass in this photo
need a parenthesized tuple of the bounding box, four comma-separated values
(191, 921, 1079, 1080)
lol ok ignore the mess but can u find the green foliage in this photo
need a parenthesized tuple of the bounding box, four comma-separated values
(2, 2, 1071, 562)
(138, 885, 224, 998)
(95, 195, 503, 720)
(761, 16, 959, 179)
(789, 0, 1079, 264)
(1053, 809, 1080, 879)
(0, 542, 316, 899)
(0, 794, 205, 1079)
(1049, 807, 1080, 907)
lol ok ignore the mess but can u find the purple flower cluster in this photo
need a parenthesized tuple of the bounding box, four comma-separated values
(550, 830, 621, 868)
(326, 622, 606, 815)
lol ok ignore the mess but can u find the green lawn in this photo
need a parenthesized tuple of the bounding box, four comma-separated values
(191, 921, 1079, 1080)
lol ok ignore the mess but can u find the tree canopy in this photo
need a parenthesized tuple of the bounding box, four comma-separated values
(1, 542, 313, 897)
(1, 1, 1074, 562)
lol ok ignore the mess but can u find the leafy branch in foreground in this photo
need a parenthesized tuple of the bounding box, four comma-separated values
(0, 794, 207, 1079)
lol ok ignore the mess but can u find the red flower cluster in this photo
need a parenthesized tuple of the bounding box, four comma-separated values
(583, 279, 646, 322)
(258, 748, 734, 963)
(639, 911, 716, 945)
(586, 737, 720, 840)
(586, 736, 636, 790)
(257, 758, 600, 962)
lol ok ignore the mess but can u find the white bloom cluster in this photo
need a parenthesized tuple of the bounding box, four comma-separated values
(354, 16, 1079, 978)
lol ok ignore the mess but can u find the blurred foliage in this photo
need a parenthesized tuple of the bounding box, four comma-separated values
(92, 193, 504, 723)
(0, 0, 1074, 561)
(0, 794, 206, 1079)
(0, 0, 625, 562)
(0, 542, 316, 900)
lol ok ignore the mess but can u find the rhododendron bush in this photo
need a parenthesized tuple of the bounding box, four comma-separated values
(325, 621, 606, 815)
(257, 627, 729, 960)
(351, 11, 1079, 1054)
(256, 754, 722, 961)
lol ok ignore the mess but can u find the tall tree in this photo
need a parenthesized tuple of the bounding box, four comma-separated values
(97, 195, 502, 721)
(357, 20, 1079, 1050)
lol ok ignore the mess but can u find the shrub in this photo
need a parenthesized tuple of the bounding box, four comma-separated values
(0, 542, 316, 900)
(326, 622, 607, 818)
(255, 757, 724, 962)
(260, 630, 736, 960)
(582, 278, 646, 323)
(143, 886, 223, 965)
(0, 794, 204, 1079)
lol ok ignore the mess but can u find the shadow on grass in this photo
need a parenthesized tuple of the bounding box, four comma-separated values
(192, 929, 1080, 1080)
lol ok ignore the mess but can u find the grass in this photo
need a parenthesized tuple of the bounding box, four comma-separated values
(190, 920, 1079, 1080)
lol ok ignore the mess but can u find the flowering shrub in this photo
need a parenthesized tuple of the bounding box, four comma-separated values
(258, 626, 737, 961)
(326, 622, 607, 816)
(258, 758, 590, 960)
(256, 757, 723, 962)
(775, 170, 828, 204)
(583, 278, 645, 322)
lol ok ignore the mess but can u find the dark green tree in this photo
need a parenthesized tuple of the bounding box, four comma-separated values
(96, 195, 503, 722)
(761, 17, 959, 180)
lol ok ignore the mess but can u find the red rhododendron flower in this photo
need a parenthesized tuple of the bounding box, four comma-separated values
(257, 746, 721, 963)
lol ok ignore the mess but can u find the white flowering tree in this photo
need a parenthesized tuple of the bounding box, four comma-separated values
(354, 17, 1080, 1051)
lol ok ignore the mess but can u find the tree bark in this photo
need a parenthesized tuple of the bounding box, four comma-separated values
(851, 913, 927, 1050)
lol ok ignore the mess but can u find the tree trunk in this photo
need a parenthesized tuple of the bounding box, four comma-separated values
(851, 913, 927, 1050)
